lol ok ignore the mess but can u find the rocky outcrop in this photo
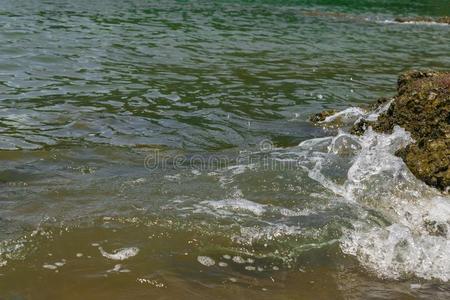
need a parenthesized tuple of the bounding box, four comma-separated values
(313, 70, 450, 191)
(368, 71, 450, 139)
(361, 71, 449, 191)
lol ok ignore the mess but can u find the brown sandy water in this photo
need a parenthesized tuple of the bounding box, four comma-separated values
(1, 219, 443, 300)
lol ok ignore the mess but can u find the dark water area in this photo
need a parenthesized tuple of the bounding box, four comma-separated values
(0, 0, 449, 299)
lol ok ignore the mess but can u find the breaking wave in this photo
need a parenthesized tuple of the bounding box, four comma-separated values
(303, 108, 450, 281)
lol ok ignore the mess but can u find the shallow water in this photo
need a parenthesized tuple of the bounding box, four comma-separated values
(1, 0, 450, 299)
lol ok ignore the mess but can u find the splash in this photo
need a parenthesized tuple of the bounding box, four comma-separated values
(301, 112, 450, 281)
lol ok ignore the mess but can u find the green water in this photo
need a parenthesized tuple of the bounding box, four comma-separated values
(0, 0, 449, 299)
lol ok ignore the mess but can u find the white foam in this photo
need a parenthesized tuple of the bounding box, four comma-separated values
(237, 224, 304, 245)
(321, 107, 366, 124)
(299, 123, 450, 281)
(43, 264, 57, 270)
(342, 223, 450, 281)
(319, 99, 393, 125)
(379, 19, 449, 26)
(198, 198, 267, 217)
(98, 246, 139, 261)
(365, 99, 394, 121)
(197, 256, 215, 267)
(232, 256, 246, 264)
(107, 264, 122, 272)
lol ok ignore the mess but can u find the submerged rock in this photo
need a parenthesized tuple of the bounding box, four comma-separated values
(314, 70, 450, 191)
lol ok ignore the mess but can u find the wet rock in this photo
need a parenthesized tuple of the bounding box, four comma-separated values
(309, 109, 337, 123)
(396, 138, 450, 191)
(367, 97, 391, 110)
(424, 219, 448, 237)
(309, 109, 351, 130)
(369, 71, 449, 191)
(350, 119, 369, 136)
(313, 70, 450, 191)
(371, 71, 450, 140)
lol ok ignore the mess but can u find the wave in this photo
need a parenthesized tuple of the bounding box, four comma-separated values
(304, 108, 450, 281)
(1, 102, 449, 283)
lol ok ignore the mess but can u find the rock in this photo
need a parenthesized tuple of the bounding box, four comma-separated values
(371, 71, 450, 140)
(367, 97, 392, 110)
(313, 70, 450, 191)
(310, 109, 337, 123)
(350, 119, 369, 136)
(366, 70, 449, 191)
(396, 138, 450, 191)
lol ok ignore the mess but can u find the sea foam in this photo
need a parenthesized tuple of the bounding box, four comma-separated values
(301, 113, 450, 281)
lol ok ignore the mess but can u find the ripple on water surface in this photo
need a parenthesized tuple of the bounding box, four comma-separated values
(1, 0, 450, 298)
